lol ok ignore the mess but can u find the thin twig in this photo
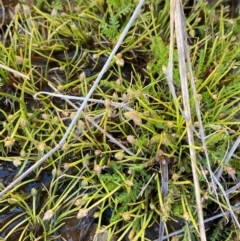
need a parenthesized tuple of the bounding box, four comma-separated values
(226, 181, 240, 195)
(153, 205, 240, 241)
(165, 1, 199, 140)
(0, 63, 30, 79)
(34, 91, 134, 111)
(174, 0, 206, 240)
(215, 135, 240, 179)
(137, 173, 156, 199)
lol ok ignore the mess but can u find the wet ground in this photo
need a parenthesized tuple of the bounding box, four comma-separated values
(0, 161, 115, 241)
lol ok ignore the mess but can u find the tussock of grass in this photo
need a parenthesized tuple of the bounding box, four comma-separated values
(0, 0, 240, 240)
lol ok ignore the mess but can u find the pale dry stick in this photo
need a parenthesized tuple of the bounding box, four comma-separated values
(165, 0, 178, 105)
(198, 156, 240, 227)
(183, 0, 220, 201)
(0, 63, 30, 80)
(0, 0, 145, 197)
(137, 173, 156, 199)
(174, 0, 206, 240)
(182, 0, 221, 213)
(205, 129, 230, 176)
(226, 181, 240, 195)
(210, 173, 240, 227)
(34, 92, 134, 111)
(165, 1, 200, 139)
(153, 205, 240, 241)
(215, 135, 240, 179)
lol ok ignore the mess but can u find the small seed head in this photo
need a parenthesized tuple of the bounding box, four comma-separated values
(94, 165, 102, 175)
(37, 142, 46, 152)
(77, 120, 85, 132)
(81, 179, 88, 187)
(94, 150, 102, 156)
(20, 149, 26, 157)
(79, 72, 86, 82)
(212, 94, 218, 100)
(179, 166, 185, 173)
(92, 53, 98, 59)
(13, 158, 22, 167)
(122, 93, 129, 103)
(150, 203, 155, 210)
(143, 110, 151, 117)
(196, 94, 202, 101)
(77, 209, 88, 219)
(16, 56, 24, 64)
(57, 85, 64, 91)
(20, 117, 28, 127)
(203, 192, 209, 200)
(127, 135, 136, 145)
(104, 98, 111, 108)
(125, 180, 134, 187)
(172, 173, 180, 181)
(183, 212, 189, 221)
(82, 51, 88, 58)
(93, 212, 100, 218)
(126, 88, 135, 100)
(115, 151, 124, 160)
(70, 112, 77, 120)
(124, 111, 142, 126)
(147, 65, 152, 71)
(4, 137, 15, 147)
(52, 168, 63, 177)
(112, 92, 118, 102)
(122, 212, 131, 221)
(116, 53, 124, 66)
(225, 165, 236, 176)
(62, 110, 69, 117)
(116, 78, 123, 85)
(43, 209, 54, 221)
(63, 163, 71, 170)
(61, 143, 70, 151)
(31, 188, 37, 196)
(7, 115, 14, 121)
(42, 113, 50, 120)
(194, 121, 199, 127)
(167, 121, 174, 128)
(212, 125, 222, 131)
(108, 108, 114, 118)
(74, 199, 83, 206)
(219, 113, 225, 119)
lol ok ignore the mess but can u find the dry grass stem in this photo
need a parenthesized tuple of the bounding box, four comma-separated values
(0, 63, 30, 80)
(154, 205, 240, 241)
(172, 0, 206, 240)
(34, 91, 134, 111)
